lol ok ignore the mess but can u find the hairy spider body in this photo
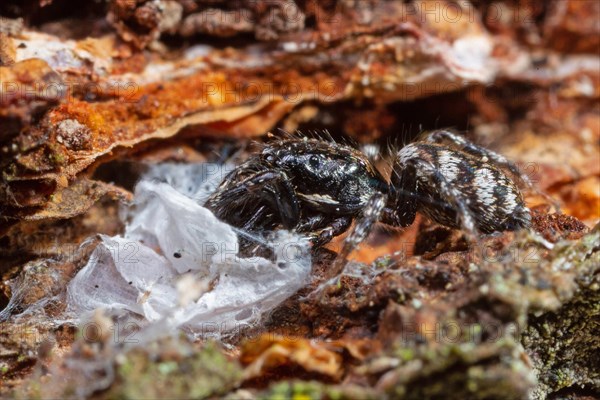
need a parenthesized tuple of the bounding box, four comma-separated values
(205, 131, 531, 250)
(394, 142, 530, 233)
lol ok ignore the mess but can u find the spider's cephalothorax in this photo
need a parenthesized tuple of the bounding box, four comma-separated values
(205, 131, 531, 250)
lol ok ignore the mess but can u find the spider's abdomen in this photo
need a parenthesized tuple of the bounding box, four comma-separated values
(397, 143, 531, 233)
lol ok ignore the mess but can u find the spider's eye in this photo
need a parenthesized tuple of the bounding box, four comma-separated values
(309, 155, 321, 169)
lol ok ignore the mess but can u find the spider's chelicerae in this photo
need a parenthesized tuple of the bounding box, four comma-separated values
(205, 130, 532, 259)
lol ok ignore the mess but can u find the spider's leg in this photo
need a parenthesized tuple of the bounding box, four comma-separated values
(295, 214, 330, 232)
(241, 205, 270, 231)
(329, 192, 387, 278)
(309, 193, 386, 299)
(297, 215, 353, 247)
(206, 170, 300, 229)
(406, 157, 480, 241)
(381, 159, 419, 228)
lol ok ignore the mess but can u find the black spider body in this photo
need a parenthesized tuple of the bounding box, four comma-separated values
(205, 131, 531, 248)
(261, 139, 387, 214)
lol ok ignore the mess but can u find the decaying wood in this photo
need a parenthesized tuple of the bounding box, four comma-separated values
(0, 1, 598, 399)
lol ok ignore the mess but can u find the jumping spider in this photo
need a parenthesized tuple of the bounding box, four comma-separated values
(206, 130, 532, 261)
